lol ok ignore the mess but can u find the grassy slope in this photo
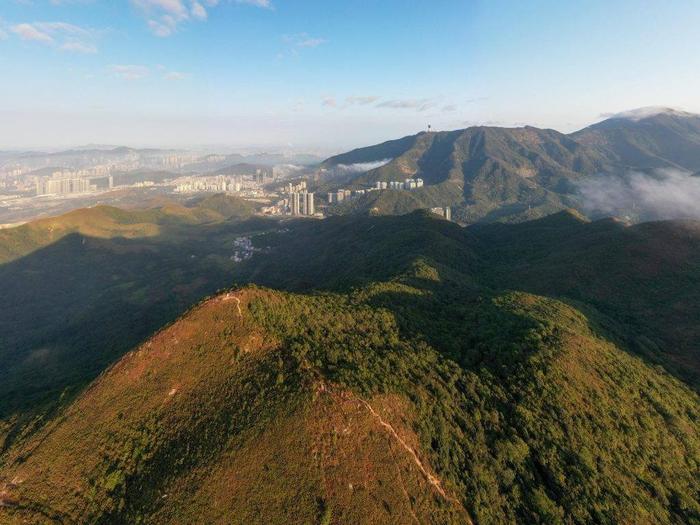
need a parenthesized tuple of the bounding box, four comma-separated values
(0, 275, 698, 524)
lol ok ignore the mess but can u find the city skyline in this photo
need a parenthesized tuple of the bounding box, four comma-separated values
(1, 1, 700, 151)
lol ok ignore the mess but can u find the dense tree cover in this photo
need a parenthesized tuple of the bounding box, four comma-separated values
(1, 271, 697, 524)
(249, 277, 700, 524)
(0, 205, 699, 524)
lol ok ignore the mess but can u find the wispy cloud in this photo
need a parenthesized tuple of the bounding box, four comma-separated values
(48, 0, 96, 4)
(335, 159, 393, 173)
(109, 64, 188, 81)
(279, 32, 326, 57)
(376, 98, 435, 112)
(61, 40, 97, 53)
(11, 23, 53, 43)
(235, 0, 272, 8)
(283, 32, 326, 48)
(131, 0, 268, 37)
(346, 95, 380, 106)
(322, 95, 382, 110)
(132, 0, 208, 36)
(110, 64, 150, 80)
(10, 21, 98, 52)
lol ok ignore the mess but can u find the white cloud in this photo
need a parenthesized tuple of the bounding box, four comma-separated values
(132, 0, 189, 18)
(131, 0, 267, 37)
(346, 95, 380, 106)
(283, 33, 327, 49)
(61, 40, 97, 53)
(108, 64, 187, 81)
(377, 98, 435, 112)
(132, 0, 198, 36)
(110, 64, 150, 80)
(335, 159, 393, 173)
(49, 0, 96, 4)
(599, 106, 692, 122)
(10, 21, 98, 53)
(191, 1, 208, 19)
(11, 23, 54, 43)
(147, 16, 178, 37)
(578, 169, 700, 220)
(323, 95, 383, 110)
(235, 0, 271, 7)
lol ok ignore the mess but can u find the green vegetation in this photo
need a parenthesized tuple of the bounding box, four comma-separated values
(321, 111, 700, 223)
(1, 266, 698, 523)
(0, 205, 699, 524)
(322, 126, 608, 222)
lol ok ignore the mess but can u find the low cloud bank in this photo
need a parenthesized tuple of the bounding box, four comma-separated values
(577, 169, 700, 220)
(335, 158, 392, 173)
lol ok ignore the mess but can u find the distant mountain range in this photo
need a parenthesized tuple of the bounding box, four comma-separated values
(320, 107, 700, 222)
(0, 147, 322, 175)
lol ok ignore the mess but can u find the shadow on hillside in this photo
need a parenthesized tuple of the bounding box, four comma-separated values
(355, 274, 557, 377)
(0, 218, 273, 419)
(357, 274, 698, 392)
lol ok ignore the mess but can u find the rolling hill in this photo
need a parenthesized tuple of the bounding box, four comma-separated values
(320, 108, 700, 223)
(0, 207, 699, 524)
(1, 218, 699, 523)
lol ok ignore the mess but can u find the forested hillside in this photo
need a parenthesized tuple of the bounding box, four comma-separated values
(1, 209, 699, 524)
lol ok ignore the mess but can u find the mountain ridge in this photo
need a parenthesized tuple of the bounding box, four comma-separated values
(1, 262, 698, 524)
(320, 109, 700, 223)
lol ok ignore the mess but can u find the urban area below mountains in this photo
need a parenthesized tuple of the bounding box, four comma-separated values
(1, 1, 699, 524)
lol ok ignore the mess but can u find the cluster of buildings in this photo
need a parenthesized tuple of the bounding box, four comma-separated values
(284, 181, 315, 216)
(289, 191, 315, 216)
(376, 178, 424, 190)
(53, 167, 111, 178)
(174, 175, 241, 194)
(327, 189, 353, 203)
(35, 171, 114, 196)
(328, 178, 426, 204)
(286, 182, 315, 216)
(160, 154, 201, 169)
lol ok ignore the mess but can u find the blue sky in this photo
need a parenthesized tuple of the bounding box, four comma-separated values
(1, 0, 699, 152)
